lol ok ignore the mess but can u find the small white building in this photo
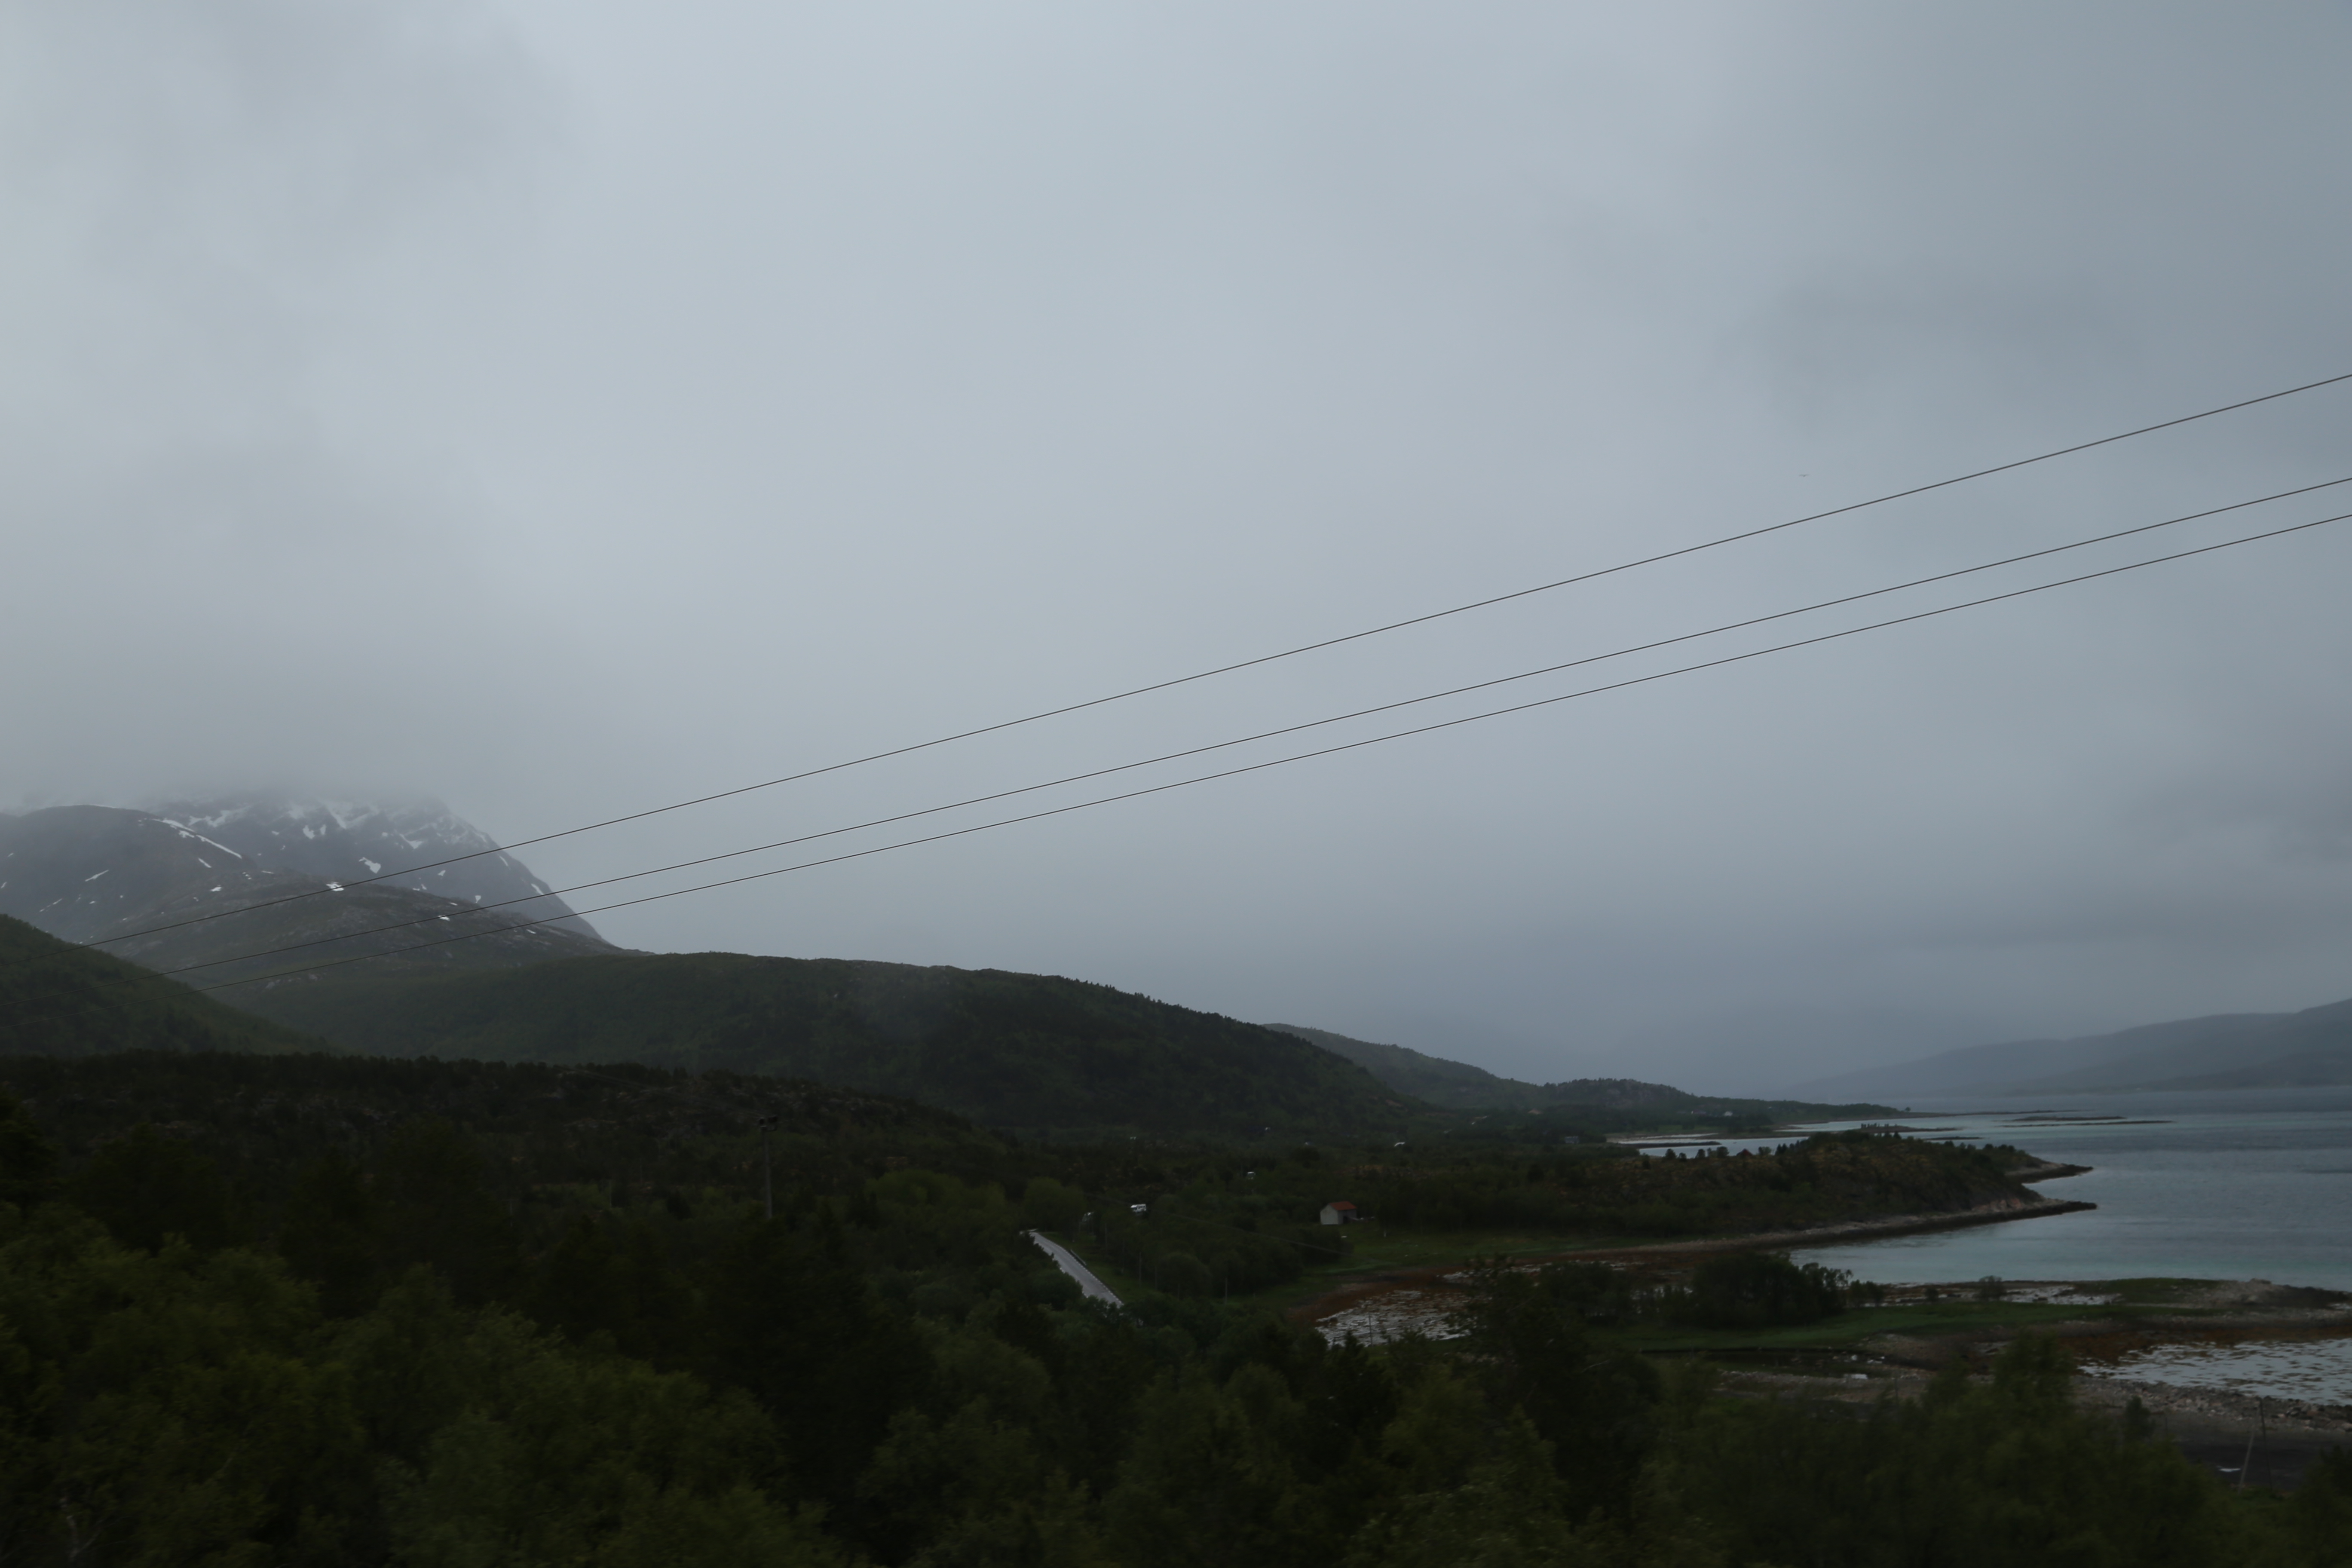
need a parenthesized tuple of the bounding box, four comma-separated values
(1319, 1201, 1360, 1226)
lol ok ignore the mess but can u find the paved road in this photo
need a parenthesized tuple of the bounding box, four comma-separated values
(1029, 1230, 1123, 1305)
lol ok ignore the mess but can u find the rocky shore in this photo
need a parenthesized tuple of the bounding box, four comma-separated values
(2075, 1374, 2352, 1439)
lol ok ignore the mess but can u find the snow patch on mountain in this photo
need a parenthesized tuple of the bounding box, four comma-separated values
(144, 793, 600, 938)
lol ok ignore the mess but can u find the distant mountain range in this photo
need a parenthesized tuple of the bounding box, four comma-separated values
(1787, 997, 2352, 1100)
(0, 796, 613, 991)
(1266, 1023, 1888, 1120)
(28, 786, 2341, 1122)
(2, 880, 1426, 1136)
(0, 791, 1895, 1134)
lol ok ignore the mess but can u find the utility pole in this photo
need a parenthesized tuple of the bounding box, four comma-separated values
(757, 1113, 778, 1219)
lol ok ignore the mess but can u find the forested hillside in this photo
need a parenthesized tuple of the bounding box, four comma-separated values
(1268, 1021, 1891, 1120)
(0, 913, 326, 1058)
(232, 952, 1427, 1137)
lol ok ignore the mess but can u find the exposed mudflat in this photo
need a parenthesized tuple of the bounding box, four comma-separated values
(1300, 1253, 2352, 1489)
(1735, 1282, 2352, 1489)
(1309, 1270, 1475, 1344)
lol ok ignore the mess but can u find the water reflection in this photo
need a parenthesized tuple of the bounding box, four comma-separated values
(1770, 1088, 2352, 1292)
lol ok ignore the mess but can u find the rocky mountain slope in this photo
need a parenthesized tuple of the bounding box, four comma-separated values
(1788, 997, 2352, 1099)
(145, 793, 592, 926)
(0, 799, 614, 993)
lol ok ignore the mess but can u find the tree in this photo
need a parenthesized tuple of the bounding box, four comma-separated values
(1344, 1412, 1598, 1568)
(374, 1121, 519, 1305)
(278, 1149, 384, 1317)
(2283, 1446, 2352, 1565)
(1103, 1366, 1320, 1568)
(0, 1087, 60, 1209)
(702, 1213, 933, 1520)
(1655, 1334, 2250, 1566)
(1670, 1251, 1846, 1329)
(69, 1123, 236, 1253)
(373, 1304, 841, 1568)
(860, 1399, 1109, 1568)
(0, 1216, 368, 1563)
(1448, 1260, 1660, 1517)
(1022, 1177, 1087, 1237)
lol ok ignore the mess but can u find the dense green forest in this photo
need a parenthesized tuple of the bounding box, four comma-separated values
(1269, 1020, 1894, 1121)
(1348, 1130, 2049, 1239)
(222, 946, 1886, 1137)
(0, 913, 325, 1058)
(1, 1049, 2344, 1565)
(0, 1051, 2041, 1295)
(227, 951, 1435, 1136)
(0, 914, 1885, 1139)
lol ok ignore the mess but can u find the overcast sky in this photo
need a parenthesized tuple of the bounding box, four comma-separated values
(6, 0, 2351, 1092)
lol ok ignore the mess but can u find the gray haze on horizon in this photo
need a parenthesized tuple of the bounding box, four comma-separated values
(5, 0, 2351, 1095)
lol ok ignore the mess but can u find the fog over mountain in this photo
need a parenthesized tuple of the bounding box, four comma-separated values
(1789, 997, 2352, 1101)
(144, 793, 593, 925)
(6, 1, 2352, 1093)
(0, 796, 611, 989)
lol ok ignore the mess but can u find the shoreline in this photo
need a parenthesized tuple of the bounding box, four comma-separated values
(1293, 1191, 2099, 1335)
(1709, 1361, 2352, 1489)
(1586, 1194, 2098, 1259)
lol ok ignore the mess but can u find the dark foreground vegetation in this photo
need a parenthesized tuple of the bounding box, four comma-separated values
(0, 1049, 2346, 1565)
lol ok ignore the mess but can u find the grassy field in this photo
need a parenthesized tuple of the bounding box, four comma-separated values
(1054, 1222, 2243, 1361)
(1063, 1223, 1650, 1312)
(1063, 1222, 1777, 1316)
(1290, 1224, 1627, 1275)
(1609, 1295, 2222, 1354)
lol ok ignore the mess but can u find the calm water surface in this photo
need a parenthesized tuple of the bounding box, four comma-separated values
(1753, 1088, 2352, 1292)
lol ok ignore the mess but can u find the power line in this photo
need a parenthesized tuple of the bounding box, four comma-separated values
(188, 503, 2352, 995)
(81, 369, 2352, 956)
(135, 475, 2352, 981)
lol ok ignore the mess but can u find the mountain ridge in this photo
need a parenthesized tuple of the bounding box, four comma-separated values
(1266, 1021, 1891, 1119)
(1787, 996, 2352, 1099)
(0, 800, 616, 990)
(225, 950, 1433, 1137)
(144, 793, 597, 932)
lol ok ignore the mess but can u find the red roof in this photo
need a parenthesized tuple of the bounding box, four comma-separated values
(1326, 1200, 1357, 1210)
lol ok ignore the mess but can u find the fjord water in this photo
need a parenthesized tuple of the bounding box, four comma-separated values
(1780, 1087, 2352, 1292)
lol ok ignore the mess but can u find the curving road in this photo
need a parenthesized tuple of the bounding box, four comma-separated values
(1028, 1230, 1123, 1305)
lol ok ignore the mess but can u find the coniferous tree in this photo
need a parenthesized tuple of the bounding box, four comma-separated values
(374, 1120, 520, 1305)
(278, 1148, 384, 1317)
(69, 1123, 238, 1253)
(0, 1087, 60, 1208)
